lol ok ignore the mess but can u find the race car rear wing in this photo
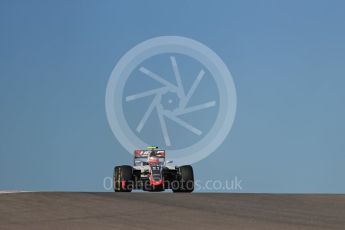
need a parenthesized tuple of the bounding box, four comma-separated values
(134, 150, 166, 158)
(133, 150, 166, 166)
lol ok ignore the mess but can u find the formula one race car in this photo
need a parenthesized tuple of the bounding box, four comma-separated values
(113, 146, 194, 192)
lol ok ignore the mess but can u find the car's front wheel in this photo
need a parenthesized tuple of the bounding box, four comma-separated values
(113, 165, 133, 192)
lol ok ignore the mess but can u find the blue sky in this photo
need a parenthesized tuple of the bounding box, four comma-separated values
(0, 0, 344, 192)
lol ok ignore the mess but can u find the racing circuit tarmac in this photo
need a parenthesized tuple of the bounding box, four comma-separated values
(1, 192, 345, 230)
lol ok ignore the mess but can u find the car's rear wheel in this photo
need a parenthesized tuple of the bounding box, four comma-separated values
(113, 165, 133, 192)
(172, 165, 194, 193)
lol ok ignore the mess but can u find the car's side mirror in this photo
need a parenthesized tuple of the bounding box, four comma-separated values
(166, 160, 173, 164)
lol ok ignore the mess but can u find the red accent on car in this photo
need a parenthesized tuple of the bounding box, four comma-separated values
(156, 150, 165, 157)
(149, 176, 163, 186)
(121, 180, 126, 189)
(149, 172, 163, 186)
(134, 150, 143, 157)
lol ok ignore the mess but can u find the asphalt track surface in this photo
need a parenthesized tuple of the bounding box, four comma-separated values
(1, 192, 345, 230)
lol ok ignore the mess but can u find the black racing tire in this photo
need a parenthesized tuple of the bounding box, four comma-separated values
(172, 165, 194, 193)
(113, 165, 133, 192)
